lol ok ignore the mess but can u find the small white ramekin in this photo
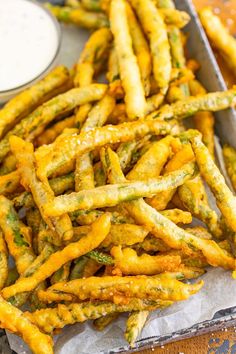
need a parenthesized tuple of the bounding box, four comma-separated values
(0, 0, 62, 105)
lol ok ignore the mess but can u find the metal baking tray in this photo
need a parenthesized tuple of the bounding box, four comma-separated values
(4, 0, 236, 353)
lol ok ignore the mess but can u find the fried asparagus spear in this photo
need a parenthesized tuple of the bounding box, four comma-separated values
(159, 8, 190, 28)
(45, 3, 109, 29)
(126, 136, 176, 181)
(0, 66, 70, 139)
(1, 214, 111, 299)
(155, 0, 175, 7)
(66, 0, 81, 7)
(126, 2, 151, 96)
(0, 170, 20, 196)
(44, 162, 197, 215)
(0, 84, 107, 162)
(10, 136, 73, 242)
(107, 47, 123, 98)
(26, 299, 172, 334)
(178, 173, 222, 238)
(146, 144, 195, 210)
(74, 28, 112, 127)
(199, 7, 236, 75)
(0, 196, 35, 274)
(189, 79, 215, 157)
(130, 0, 171, 94)
(110, 0, 146, 119)
(93, 313, 120, 331)
(125, 311, 149, 347)
(75, 94, 115, 191)
(13, 172, 75, 209)
(223, 144, 236, 191)
(35, 115, 75, 146)
(111, 246, 181, 275)
(8, 243, 56, 307)
(37, 275, 203, 303)
(35, 119, 179, 180)
(0, 232, 8, 290)
(0, 295, 53, 354)
(186, 130, 236, 246)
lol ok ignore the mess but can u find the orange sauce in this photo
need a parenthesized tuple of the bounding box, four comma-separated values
(192, 0, 236, 86)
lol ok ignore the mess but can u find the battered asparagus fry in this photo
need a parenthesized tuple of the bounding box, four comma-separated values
(167, 23, 189, 101)
(200, 7, 236, 75)
(81, 0, 102, 11)
(45, 3, 109, 29)
(10, 136, 73, 242)
(75, 94, 115, 191)
(187, 131, 236, 234)
(8, 244, 56, 307)
(93, 313, 119, 331)
(82, 95, 115, 132)
(0, 196, 35, 274)
(5, 267, 19, 287)
(130, 0, 171, 94)
(147, 144, 195, 210)
(159, 9, 190, 28)
(69, 257, 90, 280)
(35, 119, 179, 180)
(125, 311, 149, 347)
(26, 299, 172, 334)
(94, 161, 106, 186)
(149, 88, 236, 121)
(0, 66, 70, 139)
(189, 79, 215, 157)
(160, 209, 192, 224)
(101, 224, 149, 248)
(0, 232, 8, 290)
(44, 162, 197, 216)
(110, 0, 146, 119)
(0, 84, 107, 162)
(126, 136, 175, 181)
(1, 214, 111, 299)
(66, 0, 81, 7)
(50, 262, 71, 285)
(107, 47, 123, 98)
(0, 295, 53, 354)
(37, 275, 203, 303)
(155, 0, 174, 8)
(35, 115, 75, 146)
(126, 2, 151, 95)
(74, 28, 112, 87)
(13, 172, 75, 209)
(88, 250, 114, 265)
(111, 246, 181, 275)
(178, 175, 222, 238)
(74, 28, 112, 127)
(223, 144, 236, 191)
(0, 170, 20, 196)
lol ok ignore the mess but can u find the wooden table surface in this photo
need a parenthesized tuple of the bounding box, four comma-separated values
(138, 1, 236, 353)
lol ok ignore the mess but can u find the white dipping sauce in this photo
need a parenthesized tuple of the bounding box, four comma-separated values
(0, 0, 59, 92)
